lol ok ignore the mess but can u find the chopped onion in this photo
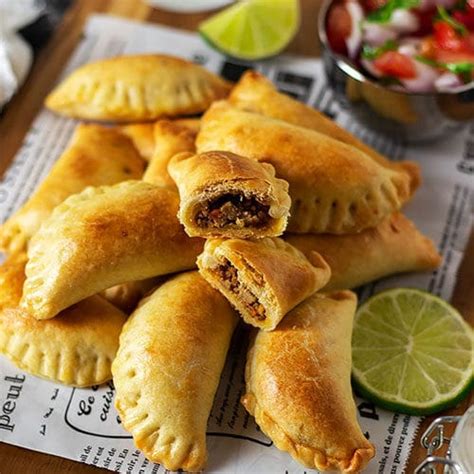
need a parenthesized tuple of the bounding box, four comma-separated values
(418, 0, 457, 11)
(401, 59, 440, 92)
(435, 72, 463, 91)
(345, 1, 364, 59)
(389, 9, 419, 34)
(362, 22, 397, 46)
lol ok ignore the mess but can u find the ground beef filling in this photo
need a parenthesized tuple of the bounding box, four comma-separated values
(216, 262, 266, 321)
(195, 194, 270, 229)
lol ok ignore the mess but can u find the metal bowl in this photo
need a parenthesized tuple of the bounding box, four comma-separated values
(317, 0, 474, 143)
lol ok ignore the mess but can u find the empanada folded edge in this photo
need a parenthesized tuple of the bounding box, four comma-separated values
(113, 351, 207, 472)
(241, 391, 375, 473)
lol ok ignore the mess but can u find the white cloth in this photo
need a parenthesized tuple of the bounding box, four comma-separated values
(0, 0, 43, 108)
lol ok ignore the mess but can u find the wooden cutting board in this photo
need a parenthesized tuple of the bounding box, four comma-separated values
(0, 0, 472, 472)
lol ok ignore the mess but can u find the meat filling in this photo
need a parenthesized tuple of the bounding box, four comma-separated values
(195, 193, 270, 229)
(216, 262, 266, 321)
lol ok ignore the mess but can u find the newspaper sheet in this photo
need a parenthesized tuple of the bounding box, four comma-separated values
(0, 15, 472, 474)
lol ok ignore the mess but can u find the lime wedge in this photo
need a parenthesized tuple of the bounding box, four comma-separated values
(199, 0, 300, 61)
(352, 288, 474, 415)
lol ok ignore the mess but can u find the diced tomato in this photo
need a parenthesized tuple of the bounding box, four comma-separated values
(360, 0, 386, 13)
(326, 2, 352, 54)
(373, 51, 417, 79)
(433, 21, 466, 51)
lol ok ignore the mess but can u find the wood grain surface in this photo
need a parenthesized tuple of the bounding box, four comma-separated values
(0, 0, 472, 472)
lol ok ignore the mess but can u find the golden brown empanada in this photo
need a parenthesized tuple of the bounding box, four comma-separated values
(0, 124, 145, 254)
(120, 122, 156, 161)
(21, 181, 204, 320)
(101, 278, 161, 313)
(242, 291, 375, 472)
(168, 151, 291, 238)
(0, 253, 127, 387)
(45, 54, 231, 122)
(113, 271, 238, 471)
(197, 237, 330, 330)
(197, 101, 412, 234)
(229, 71, 420, 192)
(286, 213, 441, 290)
(143, 120, 197, 188)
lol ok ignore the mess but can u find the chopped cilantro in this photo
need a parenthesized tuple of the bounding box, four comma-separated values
(415, 55, 474, 83)
(366, 0, 420, 23)
(436, 6, 468, 36)
(361, 40, 398, 60)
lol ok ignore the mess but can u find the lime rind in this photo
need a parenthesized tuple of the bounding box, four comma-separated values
(352, 288, 474, 415)
(199, 0, 300, 61)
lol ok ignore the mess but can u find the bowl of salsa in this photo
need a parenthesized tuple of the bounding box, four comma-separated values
(318, 0, 474, 141)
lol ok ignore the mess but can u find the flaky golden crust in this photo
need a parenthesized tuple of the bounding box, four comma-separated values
(168, 151, 291, 238)
(197, 237, 330, 330)
(112, 272, 238, 471)
(242, 291, 375, 472)
(45, 55, 231, 122)
(143, 120, 197, 188)
(286, 213, 442, 290)
(0, 254, 127, 387)
(229, 71, 420, 193)
(21, 181, 204, 320)
(0, 124, 146, 254)
(197, 102, 412, 234)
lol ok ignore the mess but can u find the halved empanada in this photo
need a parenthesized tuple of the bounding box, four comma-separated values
(0, 253, 127, 387)
(113, 271, 237, 471)
(101, 278, 161, 313)
(21, 181, 204, 320)
(197, 101, 412, 234)
(242, 291, 375, 472)
(229, 71, 420, 193)
(168, 151, 291, 238)
(143, 120, 197, 188)
(197, 237, 330, 330)
(0, 124, 146, 254)
(45, 54, 231, 122)
(286, 213, 441, 290)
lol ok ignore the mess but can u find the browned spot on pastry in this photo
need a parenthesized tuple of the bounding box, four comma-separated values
(195, 193, 270, 230)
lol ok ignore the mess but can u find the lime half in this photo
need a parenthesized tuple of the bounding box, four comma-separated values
(352, 288, 474, 415)
(199, 0, 300, 61)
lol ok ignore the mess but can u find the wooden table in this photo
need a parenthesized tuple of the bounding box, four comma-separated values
(0, 0, 472, 472)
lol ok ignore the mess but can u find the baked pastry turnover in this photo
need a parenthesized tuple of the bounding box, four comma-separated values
(197, 102, 412, 234)
(45, 54, 231, 122)
(143, 120, 198, 189)
(0, 253, 127, 387)
(21, 181, 204, 320)
(198, 238, 330, 330)
(229, 71, 420, 193)
(0, 124, 145, 254)
(242, 291, 375, 472)
(168, 151, 291, 238)
(286, 213, 441, 290)
(113, 272, 238, 471)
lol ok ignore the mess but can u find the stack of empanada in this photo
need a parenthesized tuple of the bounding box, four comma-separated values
(0, 55, 442, 473)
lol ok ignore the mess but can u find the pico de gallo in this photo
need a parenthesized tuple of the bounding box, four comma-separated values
(326, 0, 474, 92)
